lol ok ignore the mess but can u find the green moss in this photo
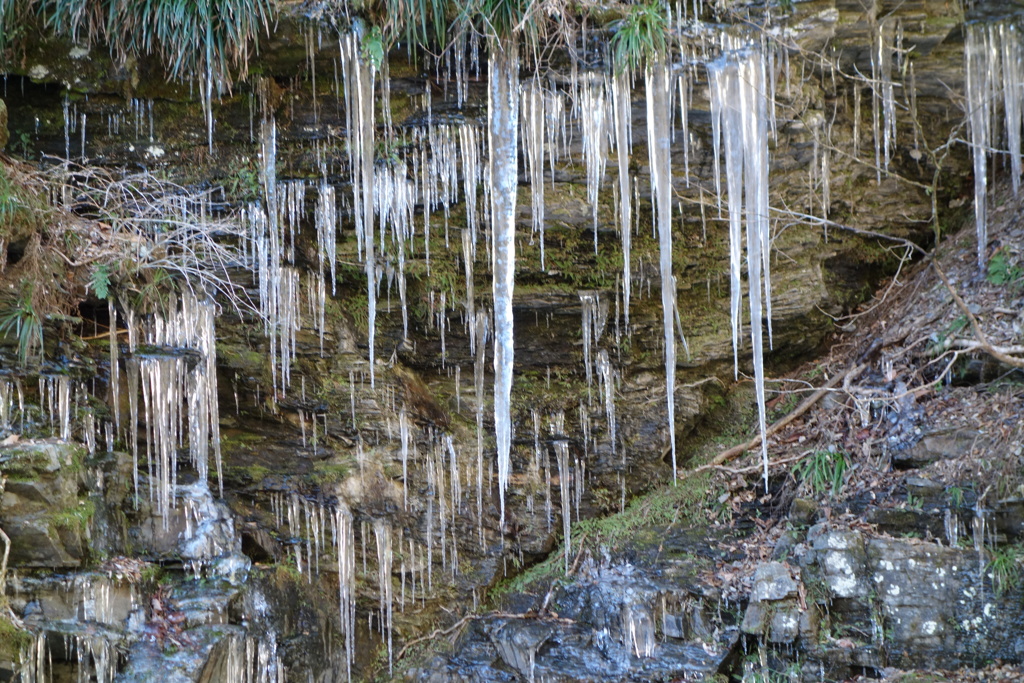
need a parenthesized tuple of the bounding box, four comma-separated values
(223, 463, 272, 485)
(0, 613, 32, 660)
(498, 471, 713, 596)
(48, 497, 96, 534)
(272, 559, 304, 586)
(309, 459, 351, 486)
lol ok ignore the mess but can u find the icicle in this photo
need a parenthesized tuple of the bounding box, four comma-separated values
(488, 40, 520, 533)
(108, 300, 121, 436)
(877, 18, 896, 178)
(680, 68, 692, 187)
(373, 519, 394, 674)
(596, 350, 616, 457)
(316, 181, 338, 295)
(708, 47, 772, 490)
(341, 31, 378, 385)
(459, 125, 483, 250)
(611, 70, 633, 329)
(474, 309, 489, 548)
(554, 439, 571, 575)
(580, 74, 610, 254)
(1001, 24, 1023, 194)
(335, 503, 356, 682)
(522, 77, 547, 268)
(545, 88, 567, 187)
(963, 20, 1022, 270)
(647, 60, 678, 480)
(462, 229, 476, 341)
(579, 291, 598, 391)
(400, 408, 410, 510)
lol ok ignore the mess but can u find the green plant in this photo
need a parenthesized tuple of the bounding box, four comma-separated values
(222, 161, 262, 200)
(986, 248, 1023, 287)
(987, 546, 1022, 596)
(361, 25, 386, 68)
(947, 314, 969, 336)
(0, 285, 44, 365)
(89, 264, 111, 300)
(610, 0, 669, 72)
(472, 0, 531, 41)
(946, 485, 962, 507)
(13, 131, 33, 159)
(794, 449, 848, 496)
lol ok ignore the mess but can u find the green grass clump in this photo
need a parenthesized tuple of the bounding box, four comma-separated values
(0, 283, 44, 366)
(794, 449, 847, 497)
(610, 0, 669, 72)
(987, 545, 1023, 596)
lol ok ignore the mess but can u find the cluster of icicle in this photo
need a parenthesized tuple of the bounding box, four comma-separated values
(121, 291, 223, 525)
(265, 418, 469, 678)
(14, 292, 227, 530)
(20, 631, 119, 683)
(708, 43, 773, 488)
(964, 19, 1024, 271)
(266, 492, 357, 679)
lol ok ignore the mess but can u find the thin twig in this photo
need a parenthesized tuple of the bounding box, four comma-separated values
(714, 450, 814, 476)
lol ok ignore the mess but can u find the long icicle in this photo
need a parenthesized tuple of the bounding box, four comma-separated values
(488, 40, 520, 534)
(343, 31, 378, 385)
(612, 69, 633, 330)
(647, 60, 676, 480)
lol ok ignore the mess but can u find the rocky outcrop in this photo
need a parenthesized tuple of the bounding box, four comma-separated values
(408, 553, 738, 682)
(0, 440, 90, 567)
(741, 524, 1024, 676)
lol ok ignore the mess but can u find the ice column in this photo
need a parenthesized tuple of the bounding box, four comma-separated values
(612, 70, 633, 328)
(488, 41, 520, 532)
(341, 31, 378, 385)
(646, 60, 678, 479)
(581, 74, 610, 253)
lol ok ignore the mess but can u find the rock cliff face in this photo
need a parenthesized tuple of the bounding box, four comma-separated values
(0, 0, 1021, 680)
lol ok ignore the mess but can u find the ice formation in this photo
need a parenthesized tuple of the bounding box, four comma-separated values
(488, 41, 520, 533)
(708, 46, 772, 488)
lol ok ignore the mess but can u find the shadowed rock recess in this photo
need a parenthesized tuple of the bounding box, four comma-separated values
(1, 0, 1023, 680)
